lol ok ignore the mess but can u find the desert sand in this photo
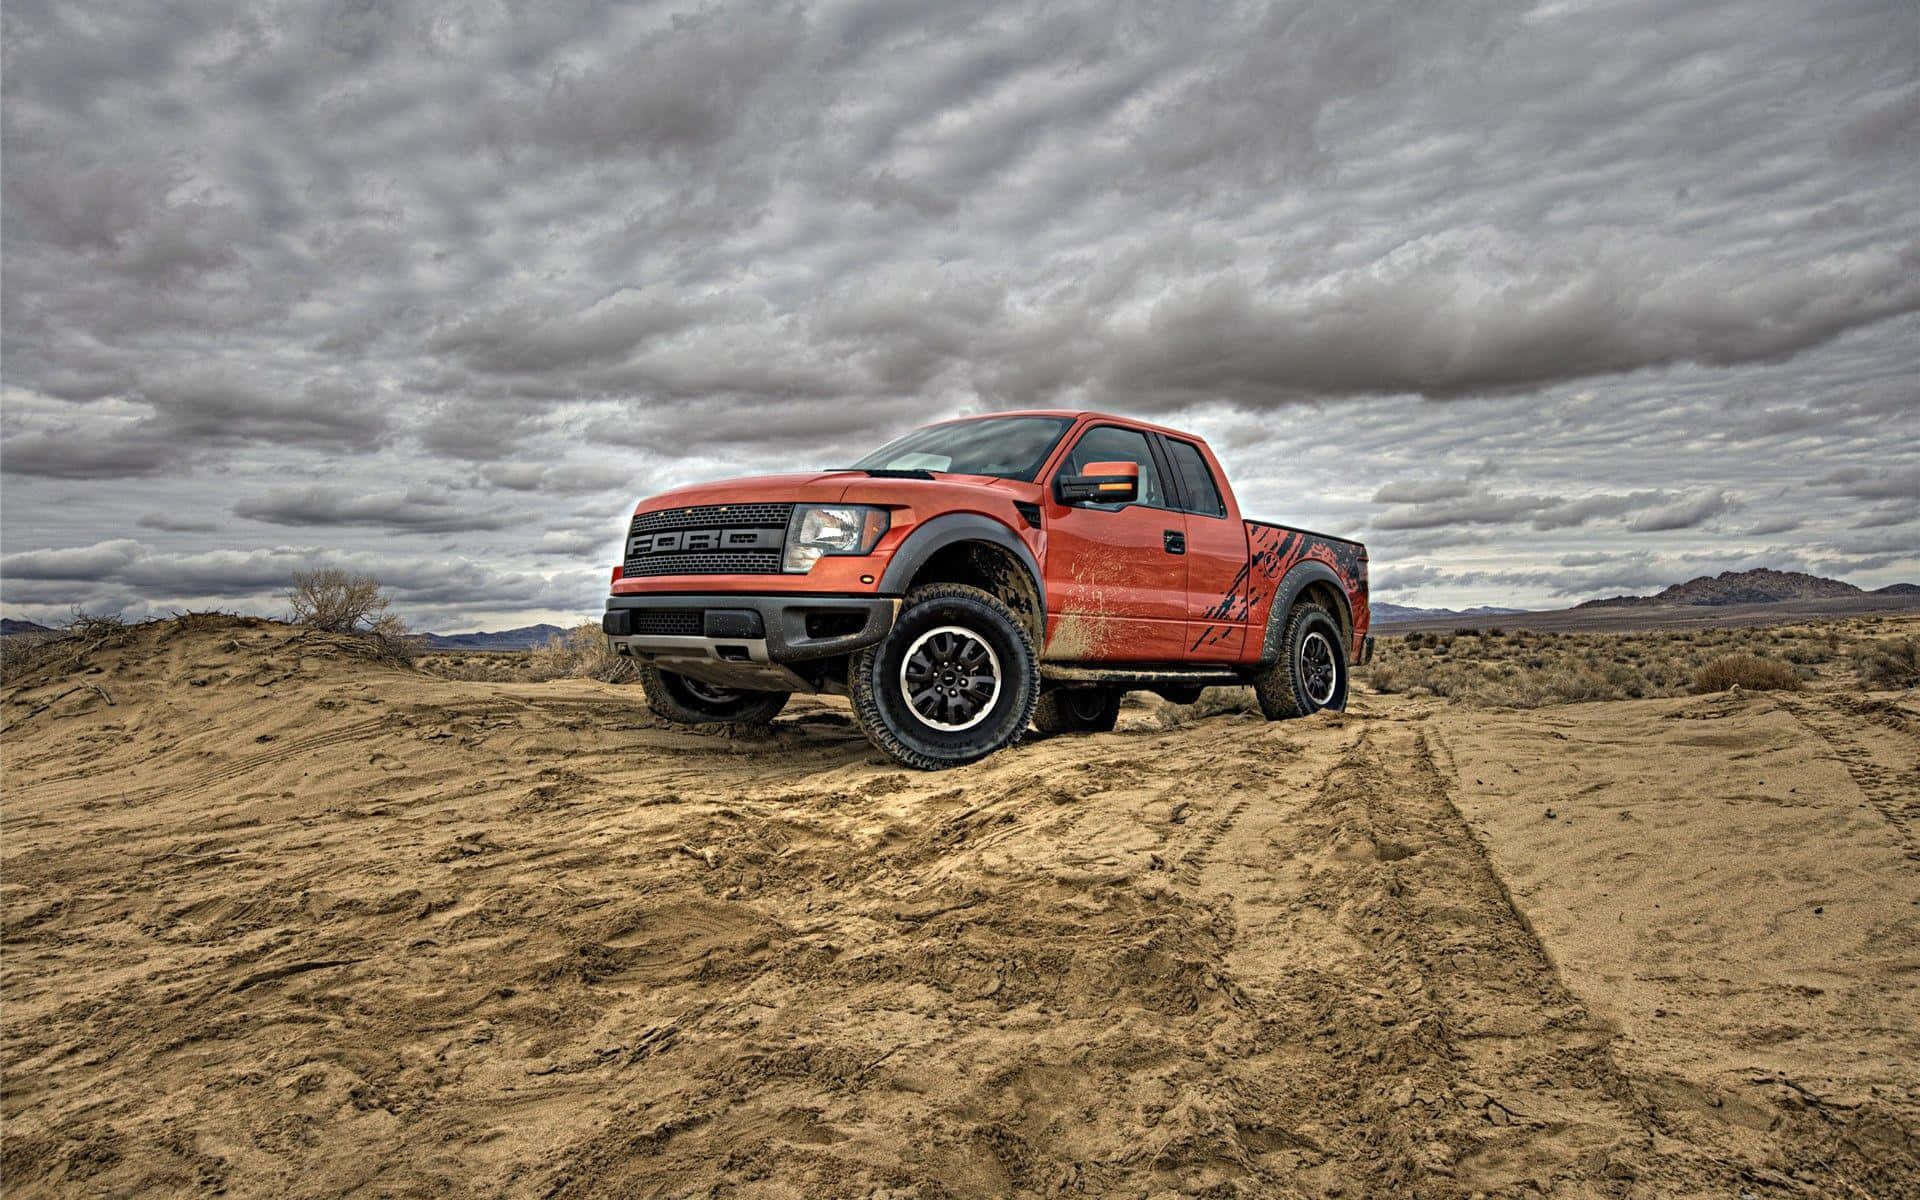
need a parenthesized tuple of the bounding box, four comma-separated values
(3, 615, 1916, 1198)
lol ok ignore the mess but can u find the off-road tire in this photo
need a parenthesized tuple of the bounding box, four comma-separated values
(849, 584, 1039, 769)
(1033, 686, 1122, 734)
(638, 663, 789, 726)
(1252, 600, 1348, 720)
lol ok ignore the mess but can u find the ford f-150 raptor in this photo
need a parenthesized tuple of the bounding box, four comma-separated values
(603, 411, 1371, 769)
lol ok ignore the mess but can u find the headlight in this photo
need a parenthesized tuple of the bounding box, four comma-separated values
(783, 505, 890, 573)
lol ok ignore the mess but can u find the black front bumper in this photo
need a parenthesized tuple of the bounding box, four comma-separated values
(602, 593, 897, 666)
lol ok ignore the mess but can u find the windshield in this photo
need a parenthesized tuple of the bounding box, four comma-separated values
(850, 416, 1072, 481)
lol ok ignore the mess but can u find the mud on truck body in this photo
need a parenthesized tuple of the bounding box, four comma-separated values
(604, 410, 1370, 769)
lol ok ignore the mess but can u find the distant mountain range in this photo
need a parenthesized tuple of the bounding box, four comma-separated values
(417, 624, 567, 651)
(1371, 603, 1530, 623)
(1, 618, 55, 637)
(1577, 568, 1917, 609)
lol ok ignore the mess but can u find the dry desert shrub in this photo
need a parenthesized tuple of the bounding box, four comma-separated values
(1367, 653, 1650, 706)
(287, 569, 390, 632)
(1690, 654, 1802, 693)
(1851, 637, 1919, 689)
(417, 651, 546, 683)
(1, 608, 134, 683)
(285, 570, 418, 664)
(1358, 622, 1891, 706)
(527, 623, 637, 683)
(66, 608, 131, 640)
(0, 630, 52, 678)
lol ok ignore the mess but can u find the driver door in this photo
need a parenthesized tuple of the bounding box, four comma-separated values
(1041, 424, 1187, 662)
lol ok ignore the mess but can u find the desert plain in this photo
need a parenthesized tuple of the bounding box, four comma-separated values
(3, 613, 1917, 1198)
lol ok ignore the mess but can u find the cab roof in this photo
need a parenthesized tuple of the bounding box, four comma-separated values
(942, 409, 1205, 443)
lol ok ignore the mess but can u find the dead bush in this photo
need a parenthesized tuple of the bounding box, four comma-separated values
(418, 651, 544, 683)
(1691, 654, 1802, 694)
(1, 609, 133, 684)
(1363, 620, 1919, 705)
(1, 632, 51, 678)
(285, 570, 417, 664)
(527, 623, 637, 683)
(366, 612, 420, 666)
(1852, 637, 1920, 690)
(1365, 659, 1414, 694)
(66, 607, 130, 640)
(287, 569, 391, 632)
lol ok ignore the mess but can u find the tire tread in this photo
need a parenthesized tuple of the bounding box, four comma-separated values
(850, 584, 1039, 769)
(1252, 601, 1344, 721)
(638, 663, 789, 726)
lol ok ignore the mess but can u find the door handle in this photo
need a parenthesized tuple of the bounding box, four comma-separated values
(1163, 529, 1186, 555)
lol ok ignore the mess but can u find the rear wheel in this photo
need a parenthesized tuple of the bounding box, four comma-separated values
(638, 663, 789, 726)
(1251, 601, 1348, 720)
(1033, 686, 1122, 734)
(849, 584, 1038, 769)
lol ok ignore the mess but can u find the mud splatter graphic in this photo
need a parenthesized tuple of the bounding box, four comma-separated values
(1190, 523, 1369, 657)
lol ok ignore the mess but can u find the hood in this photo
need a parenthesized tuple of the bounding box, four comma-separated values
(635, 471, 1043, 513)
(634, 472, 863, 512)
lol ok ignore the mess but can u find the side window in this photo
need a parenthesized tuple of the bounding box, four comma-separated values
(1165, 439, 1227, 518)
(1061, 426, 1169, 509)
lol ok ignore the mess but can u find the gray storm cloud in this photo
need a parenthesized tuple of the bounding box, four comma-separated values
(3, 0, 1916, 625)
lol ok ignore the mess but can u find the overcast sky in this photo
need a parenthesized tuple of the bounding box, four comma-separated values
(3, 0, 1916, 630)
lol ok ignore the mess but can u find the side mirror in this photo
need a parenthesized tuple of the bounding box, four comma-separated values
(1057, 460, 1140, 505)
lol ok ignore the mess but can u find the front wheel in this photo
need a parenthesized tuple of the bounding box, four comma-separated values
(849, 584, 1039, 769)
(1251, 601, 1348, 720)
(638, 664, 789, 726)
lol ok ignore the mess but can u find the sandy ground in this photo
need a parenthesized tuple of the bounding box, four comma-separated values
(3, 616, 1916, 1198)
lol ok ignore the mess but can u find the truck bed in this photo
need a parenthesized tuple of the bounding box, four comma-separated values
(1244, 517, 1367, 549)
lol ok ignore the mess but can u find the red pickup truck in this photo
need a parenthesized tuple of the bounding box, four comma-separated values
(604, 411, 1370, 769)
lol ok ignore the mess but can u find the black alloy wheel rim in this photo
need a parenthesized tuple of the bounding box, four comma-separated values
(899, 625, 1001, 731)
(1300, 630, 1338, 707)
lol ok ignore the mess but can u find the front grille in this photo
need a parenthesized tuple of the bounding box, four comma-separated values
(630, 503, 794, 534)
(627, 609, 703, 637)
(624, 550, 785, 577)
(624, 503, 793, 576)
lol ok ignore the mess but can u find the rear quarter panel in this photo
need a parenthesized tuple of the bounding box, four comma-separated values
(1192, 522, 1370, 662)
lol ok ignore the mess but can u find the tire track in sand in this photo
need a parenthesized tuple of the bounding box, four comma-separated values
(1777, 692, 1920, 863)
(1181, 720, 1753, 1194)
(1173, 796, 1250, 886)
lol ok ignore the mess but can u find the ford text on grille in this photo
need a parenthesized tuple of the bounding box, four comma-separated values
(627, 528, 784, 556)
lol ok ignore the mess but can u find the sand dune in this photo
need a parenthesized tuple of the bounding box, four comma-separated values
(3, 615, 1916, 1197)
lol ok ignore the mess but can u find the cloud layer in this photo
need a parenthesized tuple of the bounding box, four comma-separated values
(3, 0, 1915, 625)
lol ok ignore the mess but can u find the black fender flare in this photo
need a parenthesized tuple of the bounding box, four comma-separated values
(1257, 560, 1352, 664)
(878, 512, 1046, 618)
